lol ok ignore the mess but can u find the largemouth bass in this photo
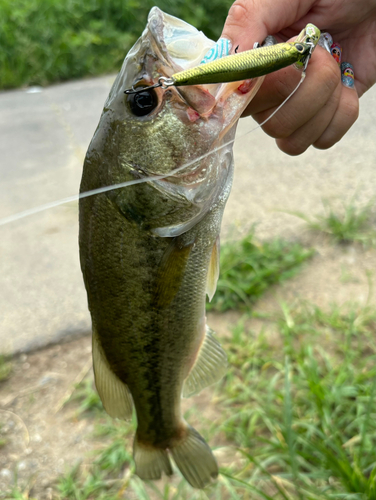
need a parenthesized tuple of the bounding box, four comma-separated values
(79, 7, 278, 488)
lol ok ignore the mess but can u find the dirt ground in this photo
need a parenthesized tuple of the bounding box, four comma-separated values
(1, 232, 375, 498)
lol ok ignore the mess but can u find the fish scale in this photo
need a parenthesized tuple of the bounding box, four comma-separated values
(79, 6, 319, 490)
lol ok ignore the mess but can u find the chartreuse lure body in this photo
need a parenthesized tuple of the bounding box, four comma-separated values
(125, 32, 319, 95)
(171, 41, 311, 86)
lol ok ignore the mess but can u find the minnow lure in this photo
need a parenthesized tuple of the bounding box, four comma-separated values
(125, 39, 316, 94)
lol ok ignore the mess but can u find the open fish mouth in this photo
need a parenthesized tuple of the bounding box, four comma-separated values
(149, 7, 215, 72)
(99, 7, 263, 238)
(122, 7, 260, 115)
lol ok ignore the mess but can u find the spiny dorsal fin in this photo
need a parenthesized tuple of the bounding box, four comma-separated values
(206, 236, 220, 302)
(183, 325, 227, 398)
(92, 330, 133, 420)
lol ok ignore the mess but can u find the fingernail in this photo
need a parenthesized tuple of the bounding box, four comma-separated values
(200, 38, 231, 64)
(330, 42, 342, 65)
(261, 35, 277, 47)
(318, 32, 333, 52)
(341, 62, 355, 88)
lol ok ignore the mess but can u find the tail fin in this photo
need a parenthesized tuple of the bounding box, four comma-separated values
(170, 425, 218, 489)
(133, 425, 218, 489)
(134, 436, 173, 481)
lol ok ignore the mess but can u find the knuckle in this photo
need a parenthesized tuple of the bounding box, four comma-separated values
(323, 64, 341, 94)
(258, 108, 296, 139)
(273, 72, 297, 103)
(225, 0, 254, 30)
(315, 93, 359, 150)
(277, 137, 309, 156)
(313, 55, 341, 96)
(342, 96, 359, 124)
(260, 118, 288, 139)
(314, 136, 335, 150)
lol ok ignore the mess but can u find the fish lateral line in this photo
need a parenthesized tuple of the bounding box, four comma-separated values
(124, 40, 315, 94)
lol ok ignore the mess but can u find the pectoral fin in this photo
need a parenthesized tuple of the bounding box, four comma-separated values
(154, 236, 195, 308)
(206, 236, 220, 302)
(183, 325, 227, 398)
(92, 330, 133, 420)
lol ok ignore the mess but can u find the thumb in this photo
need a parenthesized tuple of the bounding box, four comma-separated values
(221, 0, 316, 51)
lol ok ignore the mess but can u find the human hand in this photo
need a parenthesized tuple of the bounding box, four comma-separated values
(221, 0, 376, 155)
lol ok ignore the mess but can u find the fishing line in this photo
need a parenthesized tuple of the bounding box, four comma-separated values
(0, 72, 306, 228)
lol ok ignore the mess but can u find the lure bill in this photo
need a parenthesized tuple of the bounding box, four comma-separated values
(125, 39, 316, 94)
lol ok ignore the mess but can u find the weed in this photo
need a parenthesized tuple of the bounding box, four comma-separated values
(0, 469, 38, 500)
(285, 198, 376, 246)
(208, 231, 314, 312)
(67, 377, 103, 415)
(57, 462, 120, 500)
(1, 489, 36, 500)
(53, 301, 376, 499)
(93, 416, 134, 473)
(220, 302, 376, 499)
(0, 355, 12, 382)
(0, 0, 231, 90)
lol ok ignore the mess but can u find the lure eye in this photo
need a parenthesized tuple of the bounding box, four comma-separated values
(295, 43, 304, 52)
(127, 88, 158, 117)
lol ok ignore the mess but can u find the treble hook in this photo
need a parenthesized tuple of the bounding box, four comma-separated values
(302, 41, 316, 72)
(124, 76, 175, 95)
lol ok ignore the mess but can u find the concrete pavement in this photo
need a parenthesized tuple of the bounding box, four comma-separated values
(0, 76, 375, 355)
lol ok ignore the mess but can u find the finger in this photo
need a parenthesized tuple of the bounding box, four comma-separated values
(250, 48, 341, 139)
(243, 47, 339, 117)
(275, 78, 342, 155)
(221, 0, 315, 51)
(313, 85, 359, 149)
(241, 65, 301, 117)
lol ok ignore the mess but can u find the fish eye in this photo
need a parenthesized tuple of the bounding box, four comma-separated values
(127, 88, 158, 117)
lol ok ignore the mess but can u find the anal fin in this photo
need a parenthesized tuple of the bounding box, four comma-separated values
(183, 325, 227, 398)
(92, 330, 133, 420)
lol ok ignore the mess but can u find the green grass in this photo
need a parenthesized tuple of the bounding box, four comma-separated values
(54, 300, 376, 499)
(0, 0, 231, 90)
(208, 231, 314, 312)
(0, 469, 38, 500)
(219, 302, 376, 499)
(0, 422, 7, 449)
(285, 199, 376, 246)
(0, 355, 12, 382)
(68, 377, 104, 415)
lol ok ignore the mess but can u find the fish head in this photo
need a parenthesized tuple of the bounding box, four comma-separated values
(84, 8, 262, 237)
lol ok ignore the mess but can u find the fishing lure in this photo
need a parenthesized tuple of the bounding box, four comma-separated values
(0, 27, 321, 228)
(124, 40, 315, 94)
